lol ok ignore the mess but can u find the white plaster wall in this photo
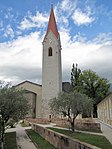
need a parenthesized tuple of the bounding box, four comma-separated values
(42, 31, 62, 118)
(97, 94, 112, 126)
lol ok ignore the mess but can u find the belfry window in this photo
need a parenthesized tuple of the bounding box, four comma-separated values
(48, 47, 52, 56)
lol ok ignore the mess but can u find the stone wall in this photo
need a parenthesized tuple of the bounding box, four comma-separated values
(32, 124, 101, 149)
(75, 120, 101, 132)
(51, 118, 101, 132)
(76, 122, 100, 130)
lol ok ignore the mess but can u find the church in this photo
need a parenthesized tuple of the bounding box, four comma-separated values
(14, 6, 112, 128)
(15, 6, 63, 119)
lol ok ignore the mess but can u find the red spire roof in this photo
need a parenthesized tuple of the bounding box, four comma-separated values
(44, 5, 59, 41)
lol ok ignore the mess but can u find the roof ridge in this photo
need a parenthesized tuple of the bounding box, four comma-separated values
(14, 80, 42, 87)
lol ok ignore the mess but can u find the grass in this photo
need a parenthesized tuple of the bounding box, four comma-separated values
(5, 132, 17, 149)
(48, 127, 112, 149)
(26, 129, 56, 149)
(76, 127, 102, 133)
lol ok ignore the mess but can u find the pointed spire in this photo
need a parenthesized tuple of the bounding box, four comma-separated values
(43, 5, 59, 41)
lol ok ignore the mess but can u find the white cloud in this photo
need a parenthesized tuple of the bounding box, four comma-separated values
(0, 0, 112, 84)
(55, 0, 95, 28)
(4, 25, 14, 38)
(19, 11, 48, 30)
(73, 33, 87, 43)
(54, 0, 77, 28)
(19, 18, 35, 30)
(4, 7, 14, 20)
(0, 21, 3, 28)
(60, 30, 112, 82)
(0, 31, 43, 84)
(0, 28, 112, 84)
(93, 32, 112, 45)
(0, 21, 4, 32)
(60, 0, 77, 12)
(72, 8, 95, 26)
(61, 0, 69, 9)
(31, 11, 48, 24)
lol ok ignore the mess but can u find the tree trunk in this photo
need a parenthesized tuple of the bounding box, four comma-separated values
(0, 116, 5, 149)
(0, 116, 2, 149)
(93, 104, 97, 118)
(71, 118, 75, 132)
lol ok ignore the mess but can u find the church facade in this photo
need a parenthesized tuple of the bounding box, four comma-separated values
(15, 6, 62, 119)
(15, 80, 42, 118)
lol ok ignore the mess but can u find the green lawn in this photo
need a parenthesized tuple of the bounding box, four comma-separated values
(76, 127, 102, 133)
(5, 132, 17, 149)
(48, 128, 112, 149)
(26, 129, 56, 149)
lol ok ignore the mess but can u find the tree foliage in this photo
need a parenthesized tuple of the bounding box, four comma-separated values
(76, 70, 110, 104)
(49, 91, 93, 131)
(71, 64, 110, 117)
(75, 70, 110, 117)
(0, 81, 29, 149)
(71, 63, 81, 89)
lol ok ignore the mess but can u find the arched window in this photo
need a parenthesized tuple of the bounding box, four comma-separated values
(48, 47, 52, 56)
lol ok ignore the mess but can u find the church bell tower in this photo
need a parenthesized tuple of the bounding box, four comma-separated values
(42, 6, 62, 118)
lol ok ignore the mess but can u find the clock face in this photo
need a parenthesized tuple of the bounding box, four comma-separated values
(49, 39, 52, 43)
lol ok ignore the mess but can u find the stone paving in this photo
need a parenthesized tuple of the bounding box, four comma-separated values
(6, 124, 37, 149)
(16, 124, 37, 149)
(97, 120, 112, 144)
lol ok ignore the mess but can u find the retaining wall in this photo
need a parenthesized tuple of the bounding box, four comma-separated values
(76, 122, 101, 131)
(32, 124, 101, 149)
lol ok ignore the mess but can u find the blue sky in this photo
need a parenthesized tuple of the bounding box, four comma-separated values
(0, 0, 112, 84)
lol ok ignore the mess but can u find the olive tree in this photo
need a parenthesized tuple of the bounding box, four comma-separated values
(0, 81, 29, 149)
(49, 91, 93, 131)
